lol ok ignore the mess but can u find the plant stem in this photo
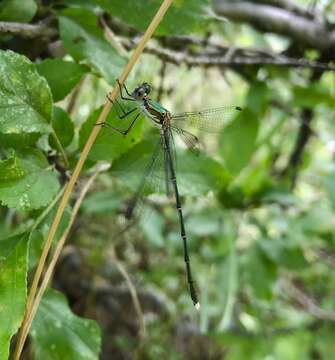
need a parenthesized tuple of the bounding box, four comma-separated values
(13, 1, 174, 358)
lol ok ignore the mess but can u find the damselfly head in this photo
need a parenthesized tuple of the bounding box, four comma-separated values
(132, 82, 152, 100)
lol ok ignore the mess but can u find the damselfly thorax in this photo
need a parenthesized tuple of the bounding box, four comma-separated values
(141, 97, 172, 131)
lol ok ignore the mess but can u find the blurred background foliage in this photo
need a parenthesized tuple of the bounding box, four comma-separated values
(0, 0, 335, 359)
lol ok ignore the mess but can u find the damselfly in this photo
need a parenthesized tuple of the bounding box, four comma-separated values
(98, 80, 242, 309)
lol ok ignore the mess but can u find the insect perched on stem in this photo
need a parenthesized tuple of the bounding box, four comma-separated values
(97, 80, 242, 309)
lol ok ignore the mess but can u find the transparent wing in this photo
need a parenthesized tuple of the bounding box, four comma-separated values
(171, 126, 200, 156)
(114, 133, 174, 239)
(171, 106, 242, 133)
(123, 138, 166, 221)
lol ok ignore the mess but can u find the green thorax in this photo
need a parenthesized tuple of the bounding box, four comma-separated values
(146, 99, 168, 114)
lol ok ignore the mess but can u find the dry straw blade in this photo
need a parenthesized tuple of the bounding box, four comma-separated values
(13, 1, 174, 358)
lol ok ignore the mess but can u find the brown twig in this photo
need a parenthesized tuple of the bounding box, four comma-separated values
(13, 1, 173, 358)
(120, 38, 335, 71)
(282, 108, 313, 187)
(0, 20, 56, 38)
(212, 0, 335, 50)
(66, 76, 86, 115)
(109, 247, 147, 340)
(280, 278, 335, 321)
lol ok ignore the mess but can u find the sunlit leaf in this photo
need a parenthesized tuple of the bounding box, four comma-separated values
(94, 0, 210, 35)
(220, 109, 259, 176)
(0, 50, 52, 135)
(49, 106, 74, 149)
(0, 149, 59, 210)
(59, 8, 126, 84)
(0, 0, 37, 22)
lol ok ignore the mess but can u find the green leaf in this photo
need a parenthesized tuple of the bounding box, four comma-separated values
(95, 0, 210, 35)
(0, 233, 29, 360)
(0, 50, 52, 135)
(37, 59, 88, 102)
(0, 0, 37, 22)
(79, 107, 143, 163)
(140, 208, 165, 247)
(0, 149, 60, 210)
(176, 149, 228, 196)
(58, 8, 125, 84)
(243, 245, 277, 300)
(0, 151, 26, 181)
(31, 289, 101, 360)
(49, 107, 74, 149)
(246, 81, 269, 115)
(324, 171, 335, 210)
(0, 132, 40, 149)
(81, 190, 122, 214)
(293, 84, 334, 108)
(220, 109, 259, 176)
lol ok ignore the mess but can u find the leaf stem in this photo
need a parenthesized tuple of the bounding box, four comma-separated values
(50, 130, 69, 168)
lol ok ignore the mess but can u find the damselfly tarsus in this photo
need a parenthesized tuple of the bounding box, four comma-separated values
(98, 80, 242, 309)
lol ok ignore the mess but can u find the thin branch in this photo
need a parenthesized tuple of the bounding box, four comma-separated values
(109, 247, 147, 340)
(122, 38, 335, 71)
(66, 76, 86, 115)
(13, 1, 174, 358)
(316, 248, 335, 269)
(0, 20, 56, 38)
(281, 108, 313, 187)
(280, 278, 335, 321)
(212, 1, 335, 50)
(255, 0, 320, 20)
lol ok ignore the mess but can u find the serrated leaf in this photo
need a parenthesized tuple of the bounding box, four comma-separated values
(0, 0, 37, 22)
(220, 109, 259, 176)
(31, 289, 101, 360)
(94, 0, 210, 35)
(58, 8, 125, 84)
(37, 59, 88, 102)
(79, 107, 143, 162)
(0, 151, 26, 181)
(0, 50, 52, 135)
(0, 149, 59, 210)
(49, 106, 74, 149)
(0, 232, 29, 360)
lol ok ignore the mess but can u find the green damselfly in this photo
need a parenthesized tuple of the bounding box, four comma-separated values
(98, 80, 242, 309)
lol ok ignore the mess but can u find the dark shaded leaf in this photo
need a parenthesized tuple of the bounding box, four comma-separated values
(37, 59, 88, 102)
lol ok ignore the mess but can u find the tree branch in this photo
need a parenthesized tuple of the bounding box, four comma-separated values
(255, 0, 320, 20)
(121, 37, 335, 71)
(281, 278, 335, 321)
(212, 1, 335, 50)
(0, 20, 56, 38)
